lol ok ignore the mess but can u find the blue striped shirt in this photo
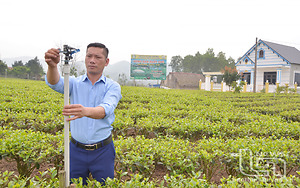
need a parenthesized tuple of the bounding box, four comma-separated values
(46, 74, 122, 144)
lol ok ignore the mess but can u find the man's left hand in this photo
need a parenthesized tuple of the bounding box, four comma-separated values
(62, 104, 86, 121)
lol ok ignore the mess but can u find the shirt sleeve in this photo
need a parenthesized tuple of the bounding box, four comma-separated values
(45, 75, 64, 94)
(98, 82, 122, 118)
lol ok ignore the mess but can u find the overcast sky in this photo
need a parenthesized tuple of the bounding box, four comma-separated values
(1, 0, 300, 65)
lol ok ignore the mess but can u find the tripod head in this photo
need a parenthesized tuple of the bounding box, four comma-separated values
(60, 45, 80, 64)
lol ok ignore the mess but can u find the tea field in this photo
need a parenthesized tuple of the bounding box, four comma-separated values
(0, 78, 299, 187)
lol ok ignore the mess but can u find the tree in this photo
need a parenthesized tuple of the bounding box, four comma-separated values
(232, 81, 246, 93)
(70, 66, 78, 77)
(170, 48, 235, 75)
(0, 60, 8, 75)
(182, 55, 195, 73)
(221, 66, 241, 90)
(227, 57, 236, 68)
(169, 55, 183, 72)
(10, 66, 30, 79)
(202, 48, 219, 72)
(25, 57, 44, 79)
(182, 52, 203, 74)
(118, 73, 128, 86)
(69, 60, 85, 77)
(170, 48, 237, 75)
(194, 51, 203, 72)
(217, 52, 227, 68)
(12, 60, 24, 67)
(205, 48, 215, 57)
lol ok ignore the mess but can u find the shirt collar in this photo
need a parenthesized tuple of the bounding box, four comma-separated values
(81, 73, 106, 84)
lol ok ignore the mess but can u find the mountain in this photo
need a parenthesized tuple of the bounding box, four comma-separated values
(3, 57, 171, 86)
(103, 61, 168, 86)
(2, 57, 131, 80)
(103, 61, 130, 82)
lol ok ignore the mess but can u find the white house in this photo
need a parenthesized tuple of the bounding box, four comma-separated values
(236, 39, 300, 92)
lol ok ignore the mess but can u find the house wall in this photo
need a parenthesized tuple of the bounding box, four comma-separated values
(168, 74, 177, 88)
(252, 67, 290, 91)
(161, 74, 182, 89)
(290, 64, 300, 85)
(281, 68, 291, 85)
(237, 41, 294, 91)
(163, 72, 204, 89)
(241, 43, 290, 66)
(256, 70, 264, 91)
(160, 75, 168, 88)
(257, 45, 290, 66)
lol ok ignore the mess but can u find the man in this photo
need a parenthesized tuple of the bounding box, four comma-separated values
(44, 43, 122, 185)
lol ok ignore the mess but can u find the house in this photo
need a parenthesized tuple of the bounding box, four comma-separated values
(160, 72, 204, 89)
(236, 39, 300, 92)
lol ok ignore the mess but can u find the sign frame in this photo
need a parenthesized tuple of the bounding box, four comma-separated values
(130, 54, 167, 80)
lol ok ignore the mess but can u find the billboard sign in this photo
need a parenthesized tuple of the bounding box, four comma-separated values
(130, 54, 167, 80)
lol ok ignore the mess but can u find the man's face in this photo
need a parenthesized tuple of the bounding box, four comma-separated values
(85, 47, 109, 76)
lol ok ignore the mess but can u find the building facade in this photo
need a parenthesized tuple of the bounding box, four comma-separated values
(160, 72, 204, 89)
(236, 39, 300, 92)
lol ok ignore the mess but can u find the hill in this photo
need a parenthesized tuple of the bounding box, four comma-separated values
(104, 61, 130, 82)
(3, 57, 171, 86)
(104, 61, 170, 86)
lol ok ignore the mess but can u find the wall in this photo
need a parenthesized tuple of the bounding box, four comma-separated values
(290, 64, 300, 85)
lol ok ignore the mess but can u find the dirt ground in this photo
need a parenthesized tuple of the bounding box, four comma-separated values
(0, 158, 298, 185)
(0, 158, 227, 184)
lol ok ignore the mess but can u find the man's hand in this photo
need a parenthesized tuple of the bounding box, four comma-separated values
(62, 104, 86, 121)
(62, 104, 106, 121)
(45, 48, 60, 85)
(44, 48, 60, 67)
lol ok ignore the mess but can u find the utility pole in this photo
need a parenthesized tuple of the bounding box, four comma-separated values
(253, 37, 258, 93)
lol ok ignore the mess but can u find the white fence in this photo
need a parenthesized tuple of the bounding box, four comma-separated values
(199, 81, 299, 93)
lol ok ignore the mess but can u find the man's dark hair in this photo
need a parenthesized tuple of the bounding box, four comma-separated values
(87, 42, 109, 58)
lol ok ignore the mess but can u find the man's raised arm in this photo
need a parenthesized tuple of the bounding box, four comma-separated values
(44, 48, 60, 85)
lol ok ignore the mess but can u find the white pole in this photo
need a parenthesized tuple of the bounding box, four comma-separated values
(254, 37, 258, 93)
(63, 64, 70, 187)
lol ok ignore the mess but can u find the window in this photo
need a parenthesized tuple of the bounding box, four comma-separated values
(242, 72, 251, 84)
(259, 50, 264, 58)
(245, 59, 248, 64)
(295, 72, 300, 86)
(264, 72, 276, 84)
